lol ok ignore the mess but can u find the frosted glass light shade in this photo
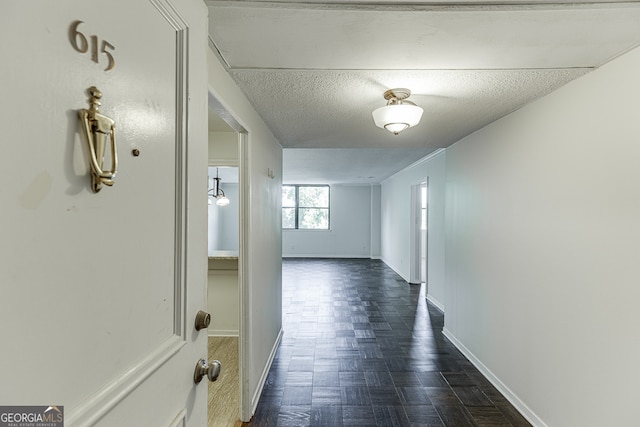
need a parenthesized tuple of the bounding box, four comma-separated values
(216, 195, 230, 206)
(216, 196, 229, 206)
(372, 104, 423, 135)
(385, 122, 409, 134)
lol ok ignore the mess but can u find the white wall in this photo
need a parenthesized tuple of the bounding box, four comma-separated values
(443, 46, 640, 427)
(380, 150, 447, 308)
(207, 183, 239, 251)
(370, 184, 381, 258)
(207, 268, 239, 336)
(218, 183, 239, 250)
(283, 184, 374, 258)
(207, 198, 221, 252)
(207, 48, 283, 420)
(208, 131, 238, 165)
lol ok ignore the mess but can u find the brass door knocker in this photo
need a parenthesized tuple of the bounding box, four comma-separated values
(78, 86, 118, 192)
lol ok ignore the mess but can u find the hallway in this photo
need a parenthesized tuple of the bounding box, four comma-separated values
(247, 259, 531, 426)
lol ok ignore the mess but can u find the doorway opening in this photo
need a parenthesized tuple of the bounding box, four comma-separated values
(420, 181, 428, 284)
(206, 92, 248, 426)
(409, 179, 428, 286)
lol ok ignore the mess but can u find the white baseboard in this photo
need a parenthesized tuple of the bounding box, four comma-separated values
(426, 294, 444, 312)
(379, 258, 410, 282)
(249, 327, 283, 419)
(442, 328, 547, 427)
(208, 329, 239, 337)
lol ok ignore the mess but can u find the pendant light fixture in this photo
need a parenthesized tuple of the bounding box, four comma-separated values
(208, 168, 230, 206)
(372, 88, 423, 135)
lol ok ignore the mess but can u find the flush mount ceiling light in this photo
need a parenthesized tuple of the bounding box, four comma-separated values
(372, 88, 424, 135)
(208, 168, 230, 206)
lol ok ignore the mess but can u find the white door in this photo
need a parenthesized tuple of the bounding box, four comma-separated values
(0, 1, 209, 426)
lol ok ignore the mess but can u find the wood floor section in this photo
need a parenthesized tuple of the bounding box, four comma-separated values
(245, 258, 532, 427)
(208, 336, 240, 427)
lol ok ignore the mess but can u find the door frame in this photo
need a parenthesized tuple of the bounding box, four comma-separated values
(409, 179, 428, 285)
(206, 90, 250, 421)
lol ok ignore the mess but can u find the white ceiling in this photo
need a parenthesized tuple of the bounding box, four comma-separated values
(208, 166, 238, 183)
(206, 0, 640, 184)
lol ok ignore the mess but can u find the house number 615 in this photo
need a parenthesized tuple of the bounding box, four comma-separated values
(69, 20, 115, 71)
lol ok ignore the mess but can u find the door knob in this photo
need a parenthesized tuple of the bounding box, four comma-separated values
(194, 358, 221, 384)
(195, 310, 211, 331)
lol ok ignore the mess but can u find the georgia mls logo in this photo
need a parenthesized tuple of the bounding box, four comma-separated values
(0, 405, 64, 427)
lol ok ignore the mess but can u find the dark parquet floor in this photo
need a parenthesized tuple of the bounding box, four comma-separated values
(247, 258, 532, 427)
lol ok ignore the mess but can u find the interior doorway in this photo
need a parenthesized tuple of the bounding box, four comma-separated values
(409, 179, 428, 285)
(420, 181, 428, 284)
(206, 93, 247, 426)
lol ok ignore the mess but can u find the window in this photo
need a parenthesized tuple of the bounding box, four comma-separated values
(282, 185, 329, 230)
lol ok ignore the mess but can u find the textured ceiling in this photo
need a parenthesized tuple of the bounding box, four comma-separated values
(227, 69, 588, 149)
(206, 0, 640, 183)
